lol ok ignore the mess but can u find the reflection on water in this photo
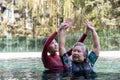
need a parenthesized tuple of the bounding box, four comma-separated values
(0, 58, 120, 80)
(41, 70, 97, 80)
(0, 58, 44, 80)
(0, 69, 42, 80)
(42, 70, 120, 80)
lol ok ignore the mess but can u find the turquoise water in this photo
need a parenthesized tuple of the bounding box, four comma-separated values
(0, 58, 120, 80)
(0, 58, 44, 80)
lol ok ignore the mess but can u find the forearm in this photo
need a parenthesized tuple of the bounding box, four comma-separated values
(42, 31, 58, 63)
(59, 30, 66, 56)
(84, 19, 100, 56)
(77, 33, 87, 42)
(77, 25, 89, 42)
(43, 31, 58, 49)
(91, 29, 100, 56)
(59, 19, 72, 56)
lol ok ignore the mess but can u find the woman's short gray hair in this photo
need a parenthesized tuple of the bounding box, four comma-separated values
(73, 42, 88, 58)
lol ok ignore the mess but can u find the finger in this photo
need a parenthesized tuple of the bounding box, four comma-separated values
(85, 19, 90, 24)
(85, 19, 94, 27)
(65, 18, 72, 25)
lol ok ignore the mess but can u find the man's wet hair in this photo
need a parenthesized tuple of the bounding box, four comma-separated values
(42, 37, 48, 45)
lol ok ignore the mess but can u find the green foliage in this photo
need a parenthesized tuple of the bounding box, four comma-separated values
(0, 37, 42, 52)
(65, 28, 120, 51)
(0, 0, 120, 51)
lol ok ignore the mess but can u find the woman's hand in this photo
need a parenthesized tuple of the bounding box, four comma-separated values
(57, 18, 72, 32)
(85, 19, 95, 32)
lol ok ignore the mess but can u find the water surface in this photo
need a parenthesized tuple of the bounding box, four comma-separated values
(0, 58, 120, 80)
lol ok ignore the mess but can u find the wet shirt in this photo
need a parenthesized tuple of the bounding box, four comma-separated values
(42, 31, 63, 70)
(44, 54, 63, 70)
(60, 51, 98, 72)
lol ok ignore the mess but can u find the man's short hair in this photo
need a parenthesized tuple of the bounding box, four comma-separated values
(42, 37, 48, 45)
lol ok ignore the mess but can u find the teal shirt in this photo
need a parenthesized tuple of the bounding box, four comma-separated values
(88, 51, 98, 68)
(61, 51, 98, 71)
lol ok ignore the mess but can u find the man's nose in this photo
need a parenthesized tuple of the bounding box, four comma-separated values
(54, 42, 58, 46)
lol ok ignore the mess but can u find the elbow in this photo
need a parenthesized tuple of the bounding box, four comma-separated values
(59, 46, 63, 53)
(93, 44, 100, 56)
(59, 45, 66, 56)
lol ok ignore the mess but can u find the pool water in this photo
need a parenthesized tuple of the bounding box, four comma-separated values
(0, 58, 120, 80)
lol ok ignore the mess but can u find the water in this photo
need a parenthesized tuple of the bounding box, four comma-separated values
(0, 58, 120, 80)
(0, 58, 44, 80)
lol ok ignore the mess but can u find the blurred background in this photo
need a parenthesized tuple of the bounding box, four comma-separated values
(0, 0, 119, 52)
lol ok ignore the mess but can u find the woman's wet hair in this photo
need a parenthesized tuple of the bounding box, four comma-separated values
(72, 42, 92, 74)
(73, 42, 88, 59)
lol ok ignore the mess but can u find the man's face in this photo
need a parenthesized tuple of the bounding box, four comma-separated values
(72, 46, 85, 62)
(48, 39, 59, 54)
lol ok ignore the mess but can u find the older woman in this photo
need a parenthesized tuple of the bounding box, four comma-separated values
(59, 19, 100, 74)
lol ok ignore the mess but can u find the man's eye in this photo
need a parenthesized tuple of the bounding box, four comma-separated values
(78, 50, 81, 52)
(51, 42, 54, 44)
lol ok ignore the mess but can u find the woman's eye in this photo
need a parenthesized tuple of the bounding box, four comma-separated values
(73, 50, 76, 52)
(73, 50, 81, 53)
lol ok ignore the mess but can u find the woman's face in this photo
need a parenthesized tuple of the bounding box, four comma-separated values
(72, 46, 85, 62)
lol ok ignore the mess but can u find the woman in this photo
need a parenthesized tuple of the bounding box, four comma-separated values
(59, 19, 100, 75)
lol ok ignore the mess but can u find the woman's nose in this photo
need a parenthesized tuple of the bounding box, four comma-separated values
(73, 51, 78, 54)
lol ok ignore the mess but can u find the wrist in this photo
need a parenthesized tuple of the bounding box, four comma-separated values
(83, 33, 87, 36)
(84, 30, 89, 35)
(91, 28, 95, 33)
(56, 28, 59, 33)
(56, 25, 61, 32)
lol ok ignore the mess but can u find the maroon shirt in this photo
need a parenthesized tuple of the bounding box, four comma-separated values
(42, 31, 87, 70)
